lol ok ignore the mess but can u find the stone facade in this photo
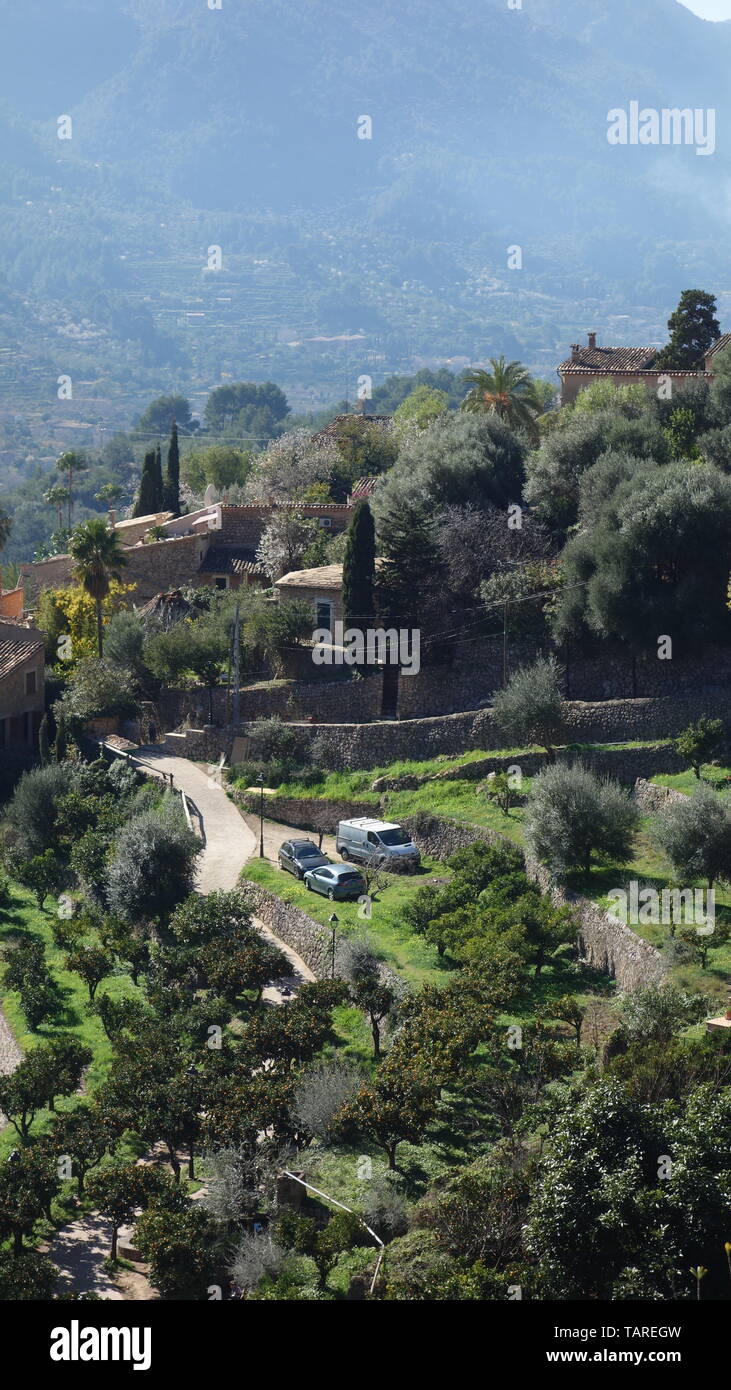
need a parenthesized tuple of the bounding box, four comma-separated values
(0, 620, 46, 750)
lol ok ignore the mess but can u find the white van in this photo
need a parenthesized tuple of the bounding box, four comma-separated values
(336, 817, 420, 871)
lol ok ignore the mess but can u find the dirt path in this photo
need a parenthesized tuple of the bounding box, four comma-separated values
(46, 1213, 125, 1301)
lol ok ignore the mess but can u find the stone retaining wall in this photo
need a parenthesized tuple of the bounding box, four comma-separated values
(525, 853, 667, 992)
(632, 777, 691, 813)
(263, 694, 730, 771)
(158, 673, 383, 729)
(241, 881, 403, 992)
(231, 789, 379, 831)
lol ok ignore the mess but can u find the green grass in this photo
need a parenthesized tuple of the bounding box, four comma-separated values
(242, 857, 456, 988)
(231, 746, 543, 802)
(651, 767, 731, 796)
(0, 880, 142, 1161)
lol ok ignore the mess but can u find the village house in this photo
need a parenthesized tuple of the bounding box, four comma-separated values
(19, 501, 354, 608)
(0, 618, 46, 751)
(275, 563, 346, 632)
(557, 329, 729, 405)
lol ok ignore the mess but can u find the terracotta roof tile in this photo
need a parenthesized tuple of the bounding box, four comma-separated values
(0, 628, 44, 681)
(559, 345, 658, 373)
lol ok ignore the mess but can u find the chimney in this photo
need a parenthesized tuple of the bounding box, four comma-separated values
(587, 331, 597, 350)
(570, 343, 581, 362)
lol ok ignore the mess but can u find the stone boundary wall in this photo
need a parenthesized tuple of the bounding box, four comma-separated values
(158, 673, 383, 729)
(231, 789, 378, 830)
(241, 881, 403, 992)
(632, 777, 691, 814)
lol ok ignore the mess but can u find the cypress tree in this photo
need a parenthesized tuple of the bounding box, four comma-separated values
(133, 451, 158, 517)
(38, 714, 50, 766)
(164, 419, 181, 516)
(55, 714, 68, 764)
(153, 444, 164, 510)
(342, 500, 376, 626)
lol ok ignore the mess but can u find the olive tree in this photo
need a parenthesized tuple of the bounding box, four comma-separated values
(652, 785, 731, 888)
(492, 656, 566, 762)
(525, 763, 639, 877)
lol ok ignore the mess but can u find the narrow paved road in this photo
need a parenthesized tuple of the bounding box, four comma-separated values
(136, 744, 256, 893)
(134, 745, 316, 991)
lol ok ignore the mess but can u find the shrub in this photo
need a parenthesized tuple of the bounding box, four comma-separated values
(673, 716, 725, 779)
(525, 762, 639, 876)
(652, 784, 731, 888)
(3, 763, 75, 861)
(105, 799, 201, 924)
(492, 656, 565, 760)
(247, 716, 305, 765)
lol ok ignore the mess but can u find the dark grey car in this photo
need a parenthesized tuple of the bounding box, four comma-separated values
(278, 839, 331, 879)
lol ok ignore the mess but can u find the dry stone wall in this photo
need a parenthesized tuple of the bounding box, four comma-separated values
(242, 881, 403, 992)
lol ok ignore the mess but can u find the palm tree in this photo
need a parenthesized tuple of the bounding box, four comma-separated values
(95, 483, 123, 514)
(44, 483, 71, 532)
(69, 519, 127, 659)
(461, 356, 543, 441)
(56, 451, 88, 528)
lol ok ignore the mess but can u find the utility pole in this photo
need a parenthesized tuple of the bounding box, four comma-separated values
(502, 601, 509, 688)
(257, 772, 265, 858)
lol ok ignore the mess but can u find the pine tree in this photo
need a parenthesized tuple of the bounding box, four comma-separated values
(132, 451, 159, 517)
(376, 499, 444, 629)
(655, 289, 720, 370)
(164, 420, 181, 517)
(342, 500, 376, 627)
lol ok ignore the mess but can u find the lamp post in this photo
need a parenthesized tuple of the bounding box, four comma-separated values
(329, 912, 338, 979)
(257, 772, 265, 859)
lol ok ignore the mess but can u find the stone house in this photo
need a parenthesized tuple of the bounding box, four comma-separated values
(557, 330, 724, 405)
(275, 563, 346, 632)
(19, 502, 354, 608)
(0, 618, 46, 750)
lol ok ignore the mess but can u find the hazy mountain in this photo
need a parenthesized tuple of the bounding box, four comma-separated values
(1, 0, 731, 426)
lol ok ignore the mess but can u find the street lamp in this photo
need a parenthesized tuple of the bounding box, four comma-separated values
(329, 912, 338, 979)
(257, 772, 265, 858)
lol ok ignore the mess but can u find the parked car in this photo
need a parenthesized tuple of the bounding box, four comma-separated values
(278, 839, 331, 879)
(336, 817, 420, 870)
(303, 864, 367, 901)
